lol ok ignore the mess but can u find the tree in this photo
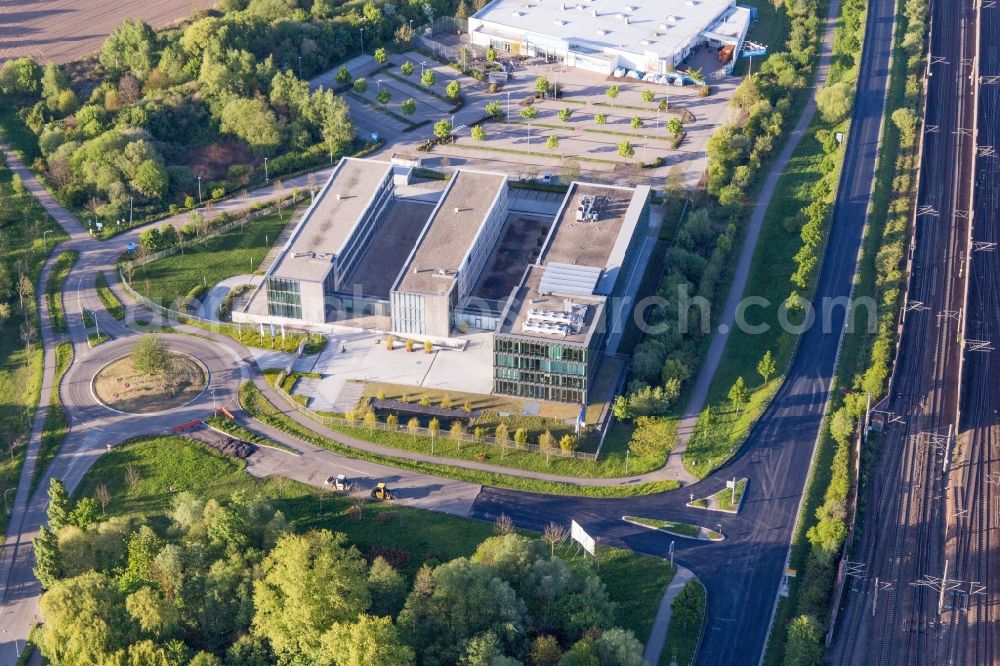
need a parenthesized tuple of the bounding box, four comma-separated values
(321, 614, 415, 665)
(630, 115, 643, 129)
(41, 62, 70, 110)
(373, 47, 388, 64)
(252, 530, 370, 663)
(485, 99, 502, 118)
(667, 117, 684, 136)
(336, 66, 351, 85)
(495, 423, 509, 455)
(617, 140, 635, 159)
(784, 615, 825, 665)
(514, 427, 528, 449)
(364, 410, 378, 432)
(397, 558, 529, 665)
(132, 159, 168, 199)
(421, 70, 436, 87)
(628, 416, 673, 458)
(728, 376, 749, 415)
(757, 350, 776, 385)
(557, 107, 573, 122)
(529, 635, 563, 665)
(33, 526, 62, 589)
(445, 80, 461, 100)
(520, 105, 538, 120)
(100, 18, 159, 79)
(401, 98, 416, 115)
(471, 125, 486, 141)
(534, 76, 550, 98)
(16, 273, 34, 316)
(892, 107, 918, 146)
(641, 89, 655, 104)
(605, 85, 619, 106)
(219, 97, 280, 155)
(559, 434, 575, 455)
(368, 557, 407, 617)
(433, 118, 453, 142)
(353, 77, 368, 94)
(377, 88, 391, 106)
(132, 334, 173, 385)
(538, 430, 554, 463)
(0, 57, 42, 96)
(47, 478, 72, 531)
(815, 81, 854, 123)
(546, 135, 559, 150)
(407, 417, 420, 441)
(95, 484, 111, 517)
(594, 112, 607, 125)
(126, 585, 179, 638)
(541, 522, 568, 557)
(455, 0, 469, 19)
(386, 413, 399, 429)
(450, 420, 466, 444)
(428, 417, 440, 443)
(38, 571, 130, 664)
(401, 61, 414, 76)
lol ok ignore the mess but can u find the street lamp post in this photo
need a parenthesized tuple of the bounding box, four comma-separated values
(43, 229, 52, 253)
(3, 487, 14, 514)
(421, 60, 427, 76)
(129, 195, 133, 226)
(451, 114, 455, 141)
(360, 28, 365, 55)
(264, 157, 269, 182)
(298, 56, 302, 78)
(211, 389, 217, 413)
(506, 91, 511, 120)
(197, 175, 202, 204)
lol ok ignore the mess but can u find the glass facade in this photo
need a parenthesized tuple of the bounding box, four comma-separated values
(493, 336, 590, 403)
(266, 278, 302, 319)
(391, 291, 426, 334)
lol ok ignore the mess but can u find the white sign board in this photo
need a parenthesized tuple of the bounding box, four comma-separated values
(570, 520, 595, 556)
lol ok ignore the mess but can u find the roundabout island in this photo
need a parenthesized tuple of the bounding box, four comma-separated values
(92, 345, 207, 415)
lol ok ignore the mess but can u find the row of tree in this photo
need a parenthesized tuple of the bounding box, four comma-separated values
(34, 480, 645, 665)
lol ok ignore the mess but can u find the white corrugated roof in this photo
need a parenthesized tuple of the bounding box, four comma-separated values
(538, 262, 602, 296)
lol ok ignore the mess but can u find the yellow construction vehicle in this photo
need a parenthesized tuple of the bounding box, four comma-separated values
(370, 482, 396, 500)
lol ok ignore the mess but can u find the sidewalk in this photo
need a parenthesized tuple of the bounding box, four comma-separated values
(644, 567, 698, 666)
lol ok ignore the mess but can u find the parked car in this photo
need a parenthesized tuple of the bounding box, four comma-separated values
(324, 474, 351, 491)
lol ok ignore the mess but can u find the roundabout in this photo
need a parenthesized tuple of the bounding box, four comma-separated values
(62, 332, 245, 437)
(92, 350, 207, 415)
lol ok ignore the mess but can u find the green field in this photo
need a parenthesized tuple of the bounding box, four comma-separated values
(131, 207, 299, 306)
(75, 436, 673, 643)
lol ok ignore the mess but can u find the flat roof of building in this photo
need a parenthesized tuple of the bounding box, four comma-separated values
(498, 265, 604, 344)
(395, 170, 507, 296)
(471, 0, 736, 60)
(541, 184, 634, 273)
(270, 158, 392, 282)
(497, 181, 649, 342)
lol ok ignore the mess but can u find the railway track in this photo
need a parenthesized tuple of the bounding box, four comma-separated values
(829, 0, 978, 661)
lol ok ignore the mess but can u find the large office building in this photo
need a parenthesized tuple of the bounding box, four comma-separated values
(390, 170, 509, 338)
(239, 158, 653, 404)
(493, 183, 651, 403)
(468, 0, 751, 75)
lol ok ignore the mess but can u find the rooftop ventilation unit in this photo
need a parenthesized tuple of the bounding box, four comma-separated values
(554, 19, 567, 25)
(575, 195, 608, 222)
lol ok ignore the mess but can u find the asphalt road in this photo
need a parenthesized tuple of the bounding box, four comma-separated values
(469, 0, 899, 662)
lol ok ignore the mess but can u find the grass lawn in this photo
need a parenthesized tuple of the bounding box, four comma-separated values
(689, 477, 748, 513)
(242, 381, 679, 497)
(31, 341, 73, 495)
(662, 579, 707, 666)
(729, 0, 792, 77)
(75, 435, 673, 643)
(132, 206, 300, 305)
(45, 250, 78, 334)
(95, 272, 125, 320)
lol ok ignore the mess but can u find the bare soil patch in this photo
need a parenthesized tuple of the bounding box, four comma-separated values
(94, 352, 206, 414)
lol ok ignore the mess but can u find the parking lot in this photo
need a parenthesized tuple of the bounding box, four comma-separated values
(365, 35, 742, 187)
